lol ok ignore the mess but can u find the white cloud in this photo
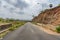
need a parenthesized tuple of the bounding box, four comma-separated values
(37, 0, 49, 4)
(9, 0, 17, 4)
(0, 0, 58, 20)
(0, 0, 45, 20)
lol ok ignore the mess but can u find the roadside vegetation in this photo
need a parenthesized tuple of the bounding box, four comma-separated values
(0, 31, 9, 39)
(31, 22, 37, 25)
(9, 21, 26, 31)
(0, 18, 27, 39)
(56, 25, 60, 33)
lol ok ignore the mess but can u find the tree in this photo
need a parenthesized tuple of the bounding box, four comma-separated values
(49, 4, 53, 8)
(58, 4, 60, 6)
(32, 13, 35, 18)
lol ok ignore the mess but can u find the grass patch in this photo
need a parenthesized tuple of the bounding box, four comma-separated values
(0, 21, 26, 38)
(9, 21, 26, 31)
(0, 18, 27, 38)
(31, 22, 37, 25)
(0, 31, 9, 39)
(56, 26, 60, 33)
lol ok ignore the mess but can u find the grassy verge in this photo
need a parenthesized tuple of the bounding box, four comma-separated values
(0, 30, 9, 39)
(9, 21, 26, 31)
(31, 22, 37, 25)
(0, 21, 26, 39)
(56, 25, 60, 33)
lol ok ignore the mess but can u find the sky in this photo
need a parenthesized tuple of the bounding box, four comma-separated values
(0, 0, 60, 20)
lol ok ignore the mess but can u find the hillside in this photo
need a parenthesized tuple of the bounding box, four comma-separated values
(32, 6, 60, 26)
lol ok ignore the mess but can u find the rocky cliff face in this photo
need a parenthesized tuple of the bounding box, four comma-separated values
(32, 6, 60, 26)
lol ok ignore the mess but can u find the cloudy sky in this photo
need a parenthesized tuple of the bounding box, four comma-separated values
(0, 0, 60, 20)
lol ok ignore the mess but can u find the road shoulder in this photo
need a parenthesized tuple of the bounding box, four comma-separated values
(32, 23, 60, 36)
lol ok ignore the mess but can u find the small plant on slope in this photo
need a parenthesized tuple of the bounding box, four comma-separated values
(56, 25, 60, 33)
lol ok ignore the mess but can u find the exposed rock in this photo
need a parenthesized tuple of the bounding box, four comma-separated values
(32, 6, 60, 26)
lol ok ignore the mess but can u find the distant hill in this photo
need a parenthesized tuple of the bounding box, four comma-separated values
(32, 6, 60, 26)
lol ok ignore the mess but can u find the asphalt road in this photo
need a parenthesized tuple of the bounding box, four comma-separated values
(2, 22, 60, 40)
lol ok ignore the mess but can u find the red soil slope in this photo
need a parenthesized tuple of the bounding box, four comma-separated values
(32, 6, 60, 26)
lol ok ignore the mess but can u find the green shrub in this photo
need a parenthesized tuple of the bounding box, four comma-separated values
(9, 27, 15, 31)
(56, 26, 60, 33)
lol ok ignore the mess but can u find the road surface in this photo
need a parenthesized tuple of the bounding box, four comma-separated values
(2, 22, 60, 40)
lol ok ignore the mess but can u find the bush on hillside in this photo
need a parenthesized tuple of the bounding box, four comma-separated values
(56, 26, 60, 33)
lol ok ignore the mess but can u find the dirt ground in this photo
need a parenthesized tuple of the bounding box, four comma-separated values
(33, 23, 60, 36)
